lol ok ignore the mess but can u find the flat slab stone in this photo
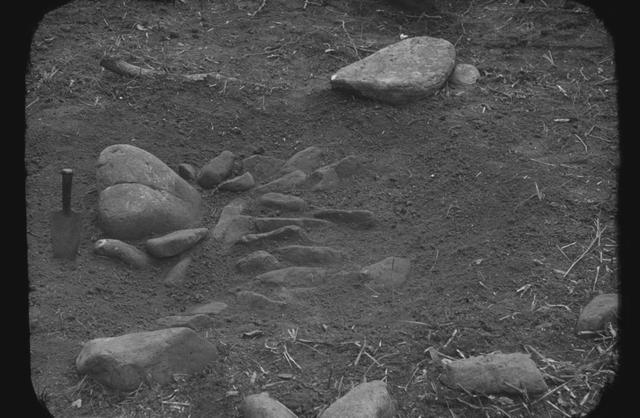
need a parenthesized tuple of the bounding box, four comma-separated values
(320, 380, 396, 418)
(312, 209, 375, 229)
(361, 256, 411, 289)
(449, 63, 481, 85)
(162, 256, 192, 287)
(187, 301, 229, 315)
(155, 314, 213, 331)
(255, 267, 328, 287)
(257, 193, 307, 212)
(235, 250, 281, 274)
(212, 199, 256, 244)
(236, 290, 287, 310)
(76, 328, 218, 391)
(440, 352, 548, 395)
(239, 225, 310, 245)
(242, 155, 285, 181)
(310, 155, 362, 191)
(253, 217, 332, 233)
(272, 245, 344, 265)
(218, 172, 255, 192)
(281, 146, 326, 174)
(577, 293, 618, 333)
(330, 36, 456, 104)
(239, 392, 297, 418)
(254, 170, 307, 194)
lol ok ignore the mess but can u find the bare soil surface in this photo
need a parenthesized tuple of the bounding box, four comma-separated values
(25, 0, 621, 416)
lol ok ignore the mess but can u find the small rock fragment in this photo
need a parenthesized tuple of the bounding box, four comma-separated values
(145, 228, 209, 258)
(273, 245, 344, 265)
(239, 392, 297, 418)
(254, 170, 307, 194)
(257, 193, 307, 212)
(177, 163, 197, 182)
(155, 314, 213, 331)
(197, 150, 236, 188)
(361, 256, 411, 289)
(240, 225, 310, 245)
(218, 172, 255, 192)
(241, 155, 285, 181)
(235, 250, 281, 274)
(440, 352, 548, 395)
(577, 293, 618, 333)
(236, 290, 287, 310)
(281, 146, 325, 174)
(94, 239, 151, 269)
(449, 63, 481, 86)
(162, 256, 192, 286)
(187, 301, 229, 315)
(320, 380, 396, 418)
(255, 267, 328, 287)
(312, 209, 375, 229)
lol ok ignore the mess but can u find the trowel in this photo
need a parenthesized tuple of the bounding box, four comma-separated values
(50, 168, 82, 259)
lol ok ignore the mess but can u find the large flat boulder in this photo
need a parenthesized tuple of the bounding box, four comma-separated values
(96, 144, 202, 240)
(76, 328, 218, 391)
(330, 36, 456, 104)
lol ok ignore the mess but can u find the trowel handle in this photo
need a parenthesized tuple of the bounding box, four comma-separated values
(61, 168, 74, 214)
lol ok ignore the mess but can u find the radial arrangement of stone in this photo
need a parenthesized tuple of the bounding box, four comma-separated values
(76, 34, 614, 410)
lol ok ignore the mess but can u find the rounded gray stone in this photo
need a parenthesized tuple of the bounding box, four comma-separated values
(330, 36, 456, 104)
(145, 227, 209, 258)
(96, 144, 202, 206)
(197, 150, 236, 189)
(577, 293, 618, 332)
(320, 380, 396, 418)
(96, 144, 202, 240)
(440, 352, 548, 395)
(240, 392, 297, 418)
(219, 172, 255, 192)
(93, 238, 151, 269)
(76, 328, 218, 391)
(449, 63, 481, 85)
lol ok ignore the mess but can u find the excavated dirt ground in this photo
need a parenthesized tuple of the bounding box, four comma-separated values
(25, 0, 621, 416)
